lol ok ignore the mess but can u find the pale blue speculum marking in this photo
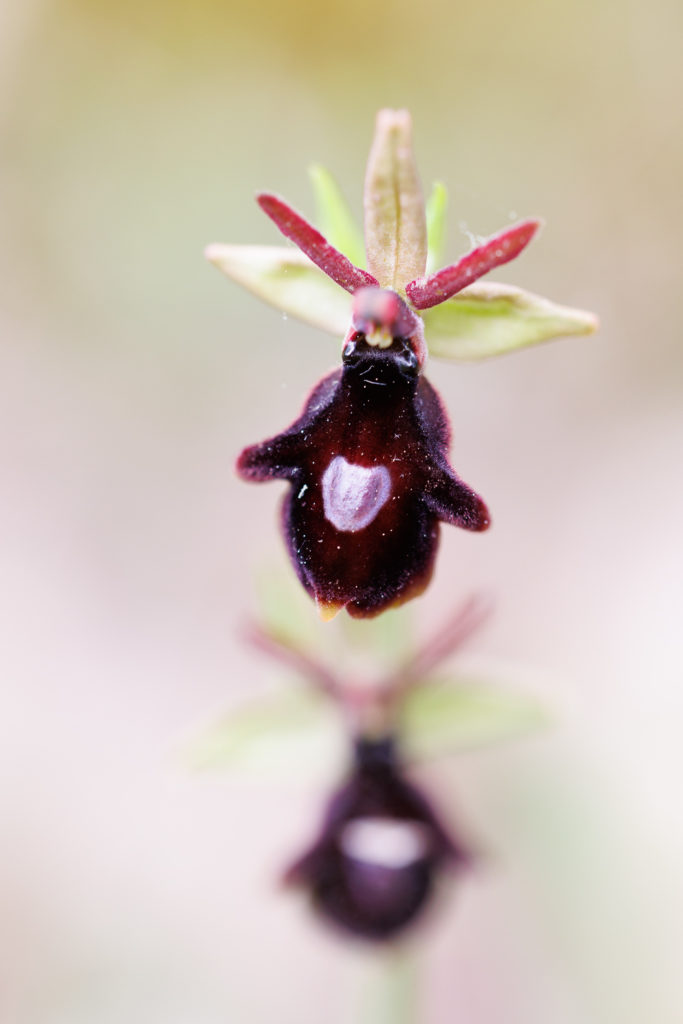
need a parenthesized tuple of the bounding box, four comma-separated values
(340, 818, 431, 868)
(321, 456, 391, 532)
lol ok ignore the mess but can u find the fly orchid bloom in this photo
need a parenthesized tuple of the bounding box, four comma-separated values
(284, 734, 468, 941)
(198, 597, 543, 941)
(207, 110, 597, 619)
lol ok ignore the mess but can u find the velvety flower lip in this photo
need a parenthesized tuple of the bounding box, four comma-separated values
(284, 734, 468, 941)
(237, 330, 489, 619)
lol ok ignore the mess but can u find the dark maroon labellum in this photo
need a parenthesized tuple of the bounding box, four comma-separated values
(284, 736, 468, 941)
(237, 306, 489, 618)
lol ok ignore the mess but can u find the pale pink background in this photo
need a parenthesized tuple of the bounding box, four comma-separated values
(1, 0, 682, 1020)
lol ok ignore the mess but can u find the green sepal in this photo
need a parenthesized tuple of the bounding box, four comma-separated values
(400, 675, 550, 761)
(422, 281, 599, 360)
(186, 687, 345, 779)
(206, 243, 349, 335)
(363, 109, 427, 290)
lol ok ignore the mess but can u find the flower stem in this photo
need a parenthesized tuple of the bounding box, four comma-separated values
(357, 946, 419, 1024)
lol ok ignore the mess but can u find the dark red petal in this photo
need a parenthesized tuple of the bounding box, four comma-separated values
(283, 487, 441, 619)
(422, 468, 490, 532)
(257, 193, 379, 294)
(237, 346, 488, 619)
(406, 219, 541, 310)
(236, 371, 342, 482)
(236, 437, 301, 481)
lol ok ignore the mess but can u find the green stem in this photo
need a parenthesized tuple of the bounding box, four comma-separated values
(357, 945, 419, 1024)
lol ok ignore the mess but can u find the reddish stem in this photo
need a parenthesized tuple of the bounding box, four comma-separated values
(406, 219, 541, 310)
(386, 594, 493, 694)
(242, 621, 341, 698)
(243, 621, 391, 736)
(257, 193, 379, 294)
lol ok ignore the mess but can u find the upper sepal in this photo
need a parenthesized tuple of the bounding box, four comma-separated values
(364, 109, 428, 291)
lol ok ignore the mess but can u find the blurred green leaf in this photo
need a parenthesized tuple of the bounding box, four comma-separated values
(401, 676, 550, 761)
(254, 568, 415, 670)
(205, 243, 349, 335)
(187, 687, 344, 777)
(309, 164, 365, 269)
(422, 281, 598, 360)
(425, 181, 448, 274)
(339, 604, 415, 669)
(254, 567, 322, 654)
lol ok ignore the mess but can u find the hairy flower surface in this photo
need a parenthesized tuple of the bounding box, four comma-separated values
(238, 319, 488, 618)
(208, 110, 598, 618)
(285, 736, 467, 941)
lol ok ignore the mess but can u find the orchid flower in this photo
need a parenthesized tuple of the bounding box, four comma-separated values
(207, 110, 597, 619)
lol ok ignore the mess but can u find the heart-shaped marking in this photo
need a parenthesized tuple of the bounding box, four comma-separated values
(321, 456, 391, 533)
(340, 817, 431, 868)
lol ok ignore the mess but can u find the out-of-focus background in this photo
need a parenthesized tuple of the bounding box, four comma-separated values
(2, 0, 682, 1021)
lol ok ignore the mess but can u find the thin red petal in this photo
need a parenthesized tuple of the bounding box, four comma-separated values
(406, 219, 542, 310)
(257, 193, 378, 294)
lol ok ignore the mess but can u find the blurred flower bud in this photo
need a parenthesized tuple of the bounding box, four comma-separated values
(284, 735, 469, 940)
